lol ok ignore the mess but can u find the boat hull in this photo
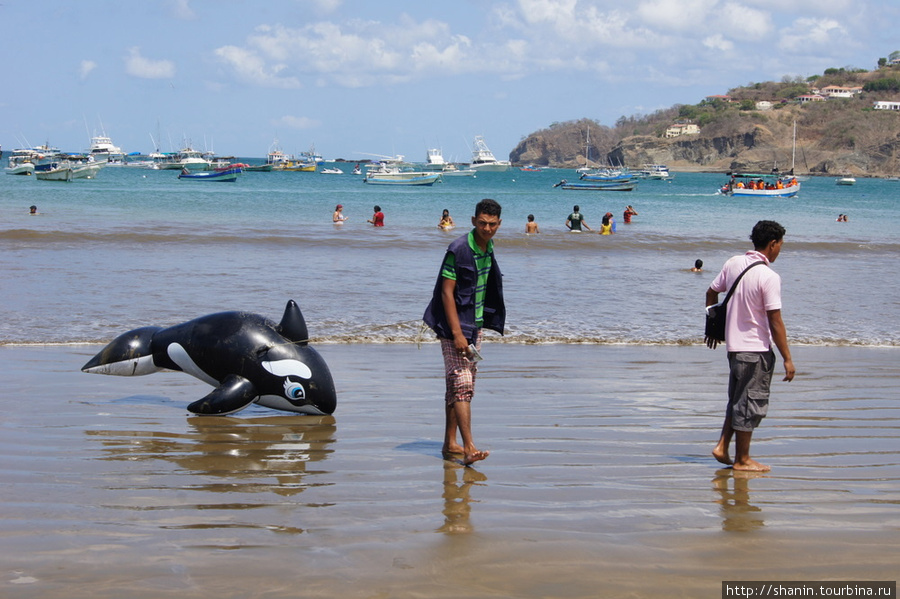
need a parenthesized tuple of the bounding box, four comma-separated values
(561, 181, 637, 191)
(5, 164, 35, 176)
(35, 168, 74, 182)
(178, 167, 241, 182)
(727, 183, 800, 198)
(469, 162, 510, 172)
(71, 164, 102, 179)
(364, 173, 442, 186)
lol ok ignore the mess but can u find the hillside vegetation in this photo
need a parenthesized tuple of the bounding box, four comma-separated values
(510, 62, 900, 176)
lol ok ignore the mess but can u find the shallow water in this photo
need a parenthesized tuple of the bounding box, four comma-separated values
(1, 166, 898, 345)
(2, 344, 898, 598)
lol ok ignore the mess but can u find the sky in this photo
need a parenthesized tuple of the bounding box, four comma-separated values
(2, 0, 897, 162)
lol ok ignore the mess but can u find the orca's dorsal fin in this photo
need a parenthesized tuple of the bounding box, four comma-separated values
(187, 374, 258, 415)
(278, 299, 309, 346)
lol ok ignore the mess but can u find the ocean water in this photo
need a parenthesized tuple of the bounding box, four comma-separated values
(1, 164, 898, 346)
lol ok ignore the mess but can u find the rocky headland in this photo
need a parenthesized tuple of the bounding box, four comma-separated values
(510, 66, 900, 177)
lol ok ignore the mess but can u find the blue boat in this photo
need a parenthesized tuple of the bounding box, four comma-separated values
(178, 167, 241, 182)
(554, 178, 637, 191)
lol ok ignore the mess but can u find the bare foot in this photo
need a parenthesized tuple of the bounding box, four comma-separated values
(442, 444, 464, 460)
(733, 459, 770, 472)
(463, 450, 489, 466)
(712, 447, 733, 466)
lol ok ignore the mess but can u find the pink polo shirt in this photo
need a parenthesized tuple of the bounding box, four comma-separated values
(709, 250, 782, 352)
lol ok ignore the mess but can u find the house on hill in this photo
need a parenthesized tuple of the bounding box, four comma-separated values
(874, 101, 900, 111)
(665, 122, 700, 138)
(798, 94, 827, 104)
(821, 85, 863, 98)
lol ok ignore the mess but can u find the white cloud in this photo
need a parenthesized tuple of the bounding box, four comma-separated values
(716, 2, 772, 40)
(308, 0, 342, 14)
(777, 17, 847, 52)
(272, 115, 320, 130)
(214, 45, 301, 89)
(703, 34, 734, 52)
(124, 47, 176, 79)
(169, 0, 196, 20)
(636, 0, 717, 31)
(80, 60, 97, 80)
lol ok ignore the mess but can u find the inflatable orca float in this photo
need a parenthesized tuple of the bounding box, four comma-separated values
(82, 300, 336, 416)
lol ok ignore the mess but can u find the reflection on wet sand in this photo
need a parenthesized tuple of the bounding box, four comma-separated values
(438, 461, 487, 534)
(86, 415, 336, 497)
(712, 469, 765, 532)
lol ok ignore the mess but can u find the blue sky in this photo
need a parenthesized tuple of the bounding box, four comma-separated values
(2, 0, 897, 161)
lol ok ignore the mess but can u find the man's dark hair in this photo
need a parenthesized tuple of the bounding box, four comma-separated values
(750, 220, 786, 249)
(475, 198, 502, 218)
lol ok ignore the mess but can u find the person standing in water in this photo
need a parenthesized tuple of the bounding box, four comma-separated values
(566, 205, 591, 232)
(707, 220, 796, 472)
(368, 205, 384, 226)
(438, 209, 455, 230)
(525, 214, 540, 234)
(424, 199, 505, 466)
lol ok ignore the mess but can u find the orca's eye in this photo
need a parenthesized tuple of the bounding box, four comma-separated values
(283, 379, 306, 400)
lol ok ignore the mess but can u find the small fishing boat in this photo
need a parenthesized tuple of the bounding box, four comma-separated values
(835, 176, 856, 185)
(719, 172, 800, 198)
(35, 166, 74, 182)
(554, 179, 637, 191)
(178, 167, 241, 182)
(70, 163, 103, 179)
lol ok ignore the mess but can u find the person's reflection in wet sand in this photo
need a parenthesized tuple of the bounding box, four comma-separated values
(437, 461, 487, 534)
(712, 468, 766, 532)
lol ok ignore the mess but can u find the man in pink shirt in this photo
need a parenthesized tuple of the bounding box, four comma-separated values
(706, 220, 796, 472)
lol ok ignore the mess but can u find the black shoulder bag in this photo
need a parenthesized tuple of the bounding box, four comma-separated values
(705, 261, 765, 345)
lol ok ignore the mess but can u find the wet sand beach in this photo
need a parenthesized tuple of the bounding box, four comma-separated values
(2, 343, 898, 598)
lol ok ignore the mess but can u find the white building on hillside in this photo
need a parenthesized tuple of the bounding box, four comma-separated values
(874, 101, 900, 111)
(665, 122, 700, 138)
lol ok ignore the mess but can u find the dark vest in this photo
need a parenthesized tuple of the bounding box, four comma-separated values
(423, 233, 505, 343)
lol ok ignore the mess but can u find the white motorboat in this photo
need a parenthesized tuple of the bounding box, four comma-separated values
(320, 167, 343, 174)
(5, 150, 36, 175)
(158, 147, 210, 171)
(640, 164, 670, 179)
(835, 176, 856, 185)
(469, 136, 510, 172)
(87, 134, 124, 164)
(363, 162, 442, 185)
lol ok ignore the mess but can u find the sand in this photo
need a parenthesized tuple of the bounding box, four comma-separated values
(1, 343, 898, 598)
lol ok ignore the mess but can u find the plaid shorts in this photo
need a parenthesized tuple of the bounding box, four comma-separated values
(440, 329, 482, 405)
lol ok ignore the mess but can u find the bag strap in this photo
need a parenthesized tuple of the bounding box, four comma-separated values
(721, 261, 766, 307)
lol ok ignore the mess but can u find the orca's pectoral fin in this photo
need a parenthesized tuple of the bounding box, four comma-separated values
(277, 299, 309, 346)
(187, 374, 258, 416)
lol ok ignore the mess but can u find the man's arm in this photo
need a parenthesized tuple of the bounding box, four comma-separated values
(441, 277, 469, 353)
(767, 308, 795, 382)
